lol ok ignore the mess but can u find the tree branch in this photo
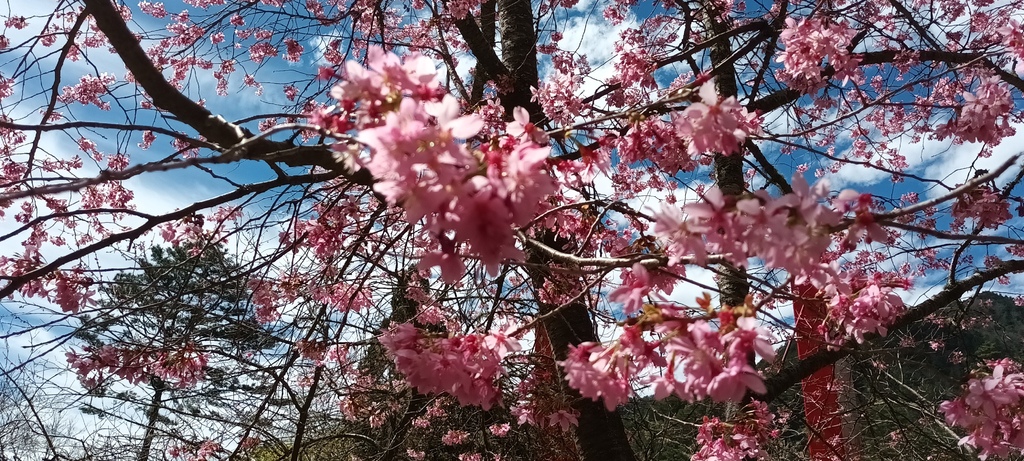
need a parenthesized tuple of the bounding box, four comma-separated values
(0, 171, 340, 299)
(82, 0, 370, 181)
(759, 258, 1024, 403)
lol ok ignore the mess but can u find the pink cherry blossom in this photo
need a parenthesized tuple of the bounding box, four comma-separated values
(58, 73, 117, 110)
(442, 429, 470, 445)
(506, 106, 549, 144)
(674, 79, 760, 156)
(489, 423, 511, 436)
(560, 342, 633, 410)
(934, 78, 1015, 145)
(940, 360, 1024, 460)
(777, 18, 860, 93)
(380, 323, 521, 409)
(824, 274, 906, 344)
(952, 185, 1012, 231)
(608, 263, 652, 315)
(546, 410, 579, 431)
(561, 300, 775, 409)
(693, 401, 777, 461)
(999, 20, 1024, 74)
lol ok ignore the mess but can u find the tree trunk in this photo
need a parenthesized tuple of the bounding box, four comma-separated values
(137, 378, 165, 461)
(496, 0, 543, 120)
(490, 0, 638, 458)
(704, 1, 752, 429)
(526, 234, 638, 461)
(704, 2, 750, 309)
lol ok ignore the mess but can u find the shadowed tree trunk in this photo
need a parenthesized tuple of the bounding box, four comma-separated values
(470, 0, 496, 105)
(703, 1, 752, 430)
(136, 377, 165, 461)
(703, 2, 750, 310)
(525, 234, 638, 461)
(492, 0, 638, 458)
(496, 0, 542, 121)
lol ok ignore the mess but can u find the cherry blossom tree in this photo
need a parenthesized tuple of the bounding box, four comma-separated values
(3, 0, 1024, 459)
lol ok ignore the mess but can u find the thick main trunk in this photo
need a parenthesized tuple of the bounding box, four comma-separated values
(704, 6, 750, 308)
(470, 0, 496, 105)
(539, 298, 638, 461)
(496, 0, 543, 120)
(704, 5, 752, 430)
(713, 151, 749, 307)
(490, 0, 637, 458)
(526, 233, 638, 461)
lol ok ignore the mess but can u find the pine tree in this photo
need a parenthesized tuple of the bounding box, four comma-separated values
(74, 244, 276, 461)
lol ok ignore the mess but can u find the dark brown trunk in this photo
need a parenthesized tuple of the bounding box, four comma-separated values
(526, 234, 638, 461)
(467, 2, 637, 458)
(470, 0, 496, 105)
(540, 298, 638, 461)
(496, 0, 543, 120)
(704, 4, 749, 308)
(137, 378, 165, 461)
(704, 4, 752, 432)
(379, 270, 434, 461)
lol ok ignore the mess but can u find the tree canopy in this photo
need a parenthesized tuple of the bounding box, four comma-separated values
(2, 0, 1024, 459)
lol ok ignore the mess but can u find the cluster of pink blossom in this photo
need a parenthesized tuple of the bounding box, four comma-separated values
(0, 235, 44, 301)
(551, 139, 610, 186)
(531, 70, 587, 126)
(822, 273, 907, 344)
(653, 175, 844, 284)
(150, 345, 209, 387)
(608, 263, 654, 315)
(322, 48, 555, 279)
(3, 15, 27, 29)
(52, 269, 94, 313)
(57, 73, 116, 110)
(67, 345, 148, 388)
(290, 200, 359, 261)
(441, 429, 470, 445)
(283, 38, 303, 62)
(560, 341, 634, 410)
(0, 74, 13, 100)
(248, 41, 278, 64)
(159, 215, 209, 247)
(952, 184, 1012, 231)
(506, 360, 581, 430)
(0, 116, 26, 157)
(444, 0, 484, 18)
(248, 274, 305, 323)
(378, 323, 521, 409)
(650, 178, 913, 346)
(489, 422, 511, 436)
(692, 401, 778, 461)
(998, 20, 1024, 74)
(674, 79, 761, 157)
(934, 77, 1015, 145)
(167, 440, 221, 461)
(560, 302, 775, 410)
(613, 117, 699, 174)
(940, 359, 1024, 459)
(212, 59, 235, 96)
(776, 17, 860, 93)
(66, 343, 209, 389)
(546, 409, 579, 431)
(138, 1, 168, 18)
(610, 28, 659, 97)
(833, 190, 889, 250)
